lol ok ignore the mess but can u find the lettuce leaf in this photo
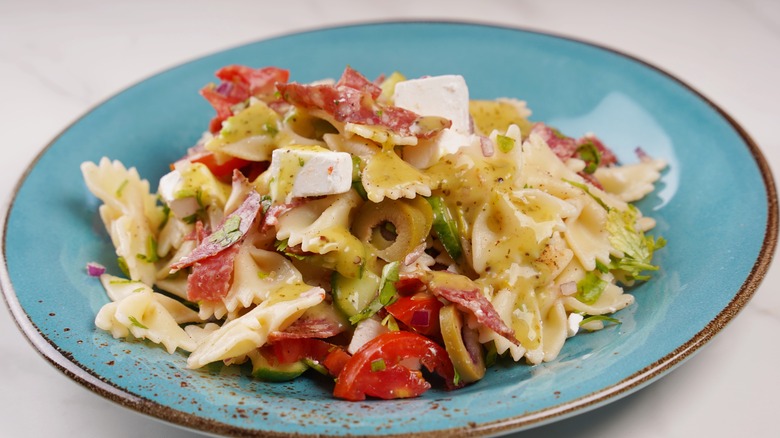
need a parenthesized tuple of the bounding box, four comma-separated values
(607, 205, 666, 282)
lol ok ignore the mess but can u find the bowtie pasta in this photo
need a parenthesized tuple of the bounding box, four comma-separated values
(81, 65, 666, 401)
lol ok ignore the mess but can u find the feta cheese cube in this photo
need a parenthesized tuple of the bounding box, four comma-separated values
(393, 75, 476, 167)
(567, 313, 584, 338)
(269, 146, 353, 201)
(158, 170, 200, 219)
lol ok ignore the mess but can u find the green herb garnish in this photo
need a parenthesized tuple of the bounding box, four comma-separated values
(128, 316, 148, 329)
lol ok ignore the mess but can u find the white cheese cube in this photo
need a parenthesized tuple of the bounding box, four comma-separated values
(269, 146, 353, 202)
(566, 313, 584, 338)
(393, 75, 476, 167)
(158, 170, 200, 219)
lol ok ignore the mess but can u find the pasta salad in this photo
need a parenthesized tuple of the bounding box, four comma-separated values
(81, 65, 666, 401)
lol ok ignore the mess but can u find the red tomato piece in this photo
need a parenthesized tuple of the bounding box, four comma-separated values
(333, 331, 458, 401)
(322, 348, 352, 377)
(385, 293, 443, 336)
(188, 150, 250, 179)
(271, 338, 333, 364)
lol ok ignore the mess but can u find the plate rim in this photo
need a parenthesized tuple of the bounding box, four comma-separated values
(1, 19, 777, 437)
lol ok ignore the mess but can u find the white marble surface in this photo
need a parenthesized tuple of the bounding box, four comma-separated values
(1, 1, 779, 437)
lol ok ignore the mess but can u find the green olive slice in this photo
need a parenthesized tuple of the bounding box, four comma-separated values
(439, 304, 486, 383)
(351, 198, 432, 262)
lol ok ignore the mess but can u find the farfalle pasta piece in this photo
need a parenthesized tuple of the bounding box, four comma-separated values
(361, 150, 432, 202)
(197, 244, 305, 321)
(595, 158, 667, 202)
(95, 287, 198, 354)
(82, 158, 165, 286)
(563, 194, 613, 272)
(187, 285, 325, 369)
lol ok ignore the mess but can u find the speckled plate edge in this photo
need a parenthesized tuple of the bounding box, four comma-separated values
(1, 20, 777, 438)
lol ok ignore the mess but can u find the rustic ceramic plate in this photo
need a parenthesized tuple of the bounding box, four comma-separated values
(1, 22, 776, 437)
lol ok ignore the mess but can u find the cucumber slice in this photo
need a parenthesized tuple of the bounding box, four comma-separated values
(248, 350, 308, 382)
(331, 270, 381, 318)
(426, 196, 463, 260)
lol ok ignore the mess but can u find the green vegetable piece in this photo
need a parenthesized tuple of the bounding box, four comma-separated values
(496, 134, 516, 153)
(128, 316, 148, 330)
(352, 197, 432, 263)
(575, 271, 608, 305)
(607, 206, 666, 281)
(302, 358, 329, 376)
(208, 215, 242, 247)
(248, 350, 308, 382)
(117, 256, 130, 277)
(370, 358, 386, 372)
(580, 315, 621, 326)
(348, 261, 400, 325)
(332, 268, 381, 319)
(575, 141, 601, 174)
(426, 195, 463, 260)
(439, 304, 486, 383)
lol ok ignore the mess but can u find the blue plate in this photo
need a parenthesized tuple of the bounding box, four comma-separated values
(1, 22, 777, 436)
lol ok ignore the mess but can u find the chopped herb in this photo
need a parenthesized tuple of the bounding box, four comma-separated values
(381, 314, 400, 332)
(378, 261, 400, 306)
(564, 179, 609, 210)
(349, 261, 401, 325)
(453, 368, 462, 387)
(108, 279, 135, 285)
(484, 341, 497, 367)
(352, 181, 368, 201)
(115, 179, 129, 197)
(274, 239, 307, 260)
(208, 215, 243, 247)
(132, 287, 146, 293)
(274, 239, 289, 252)
(257, 271, 269, 279)
(136, 235, 159, 263)
(370, 358, 386, 372)
(263, 123, 279, 136)
(496, 134, 515, 153)
(158, 201, 171, 231)
(575, 271, 608, 305)
(375, 109, 384, 118)
(260, 195, 273, 214)
(182, 213, 199, 225)
(298, 157, 305, 167)
(575, 141, 601, 174)
(195, 189, 205, 208)
(117, 256, 130, 277)
(128, 316, 148, 329)
(595, 260, 610, 273)
(580, 315, 621, 326)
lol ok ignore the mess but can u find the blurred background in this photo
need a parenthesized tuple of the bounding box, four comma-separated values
(1, 1, 778, 437)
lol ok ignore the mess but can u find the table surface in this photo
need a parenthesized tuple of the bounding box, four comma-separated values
(1, 1, 778, 437)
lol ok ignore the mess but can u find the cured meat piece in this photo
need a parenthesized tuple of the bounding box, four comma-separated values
(201, 65, 289, 132)
(397, 271, 519, 345)
(186, 244, 240, 302)
(268, 316, 346, 342)
(335, 66, 382, 99)
(171, 191, 262, 271)
(531, 122, 619, 167)
(530, 123, 579, 161)
(277, 66, 451, 139)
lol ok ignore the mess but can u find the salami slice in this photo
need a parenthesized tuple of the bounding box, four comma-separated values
(170, 191, 262, 271)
